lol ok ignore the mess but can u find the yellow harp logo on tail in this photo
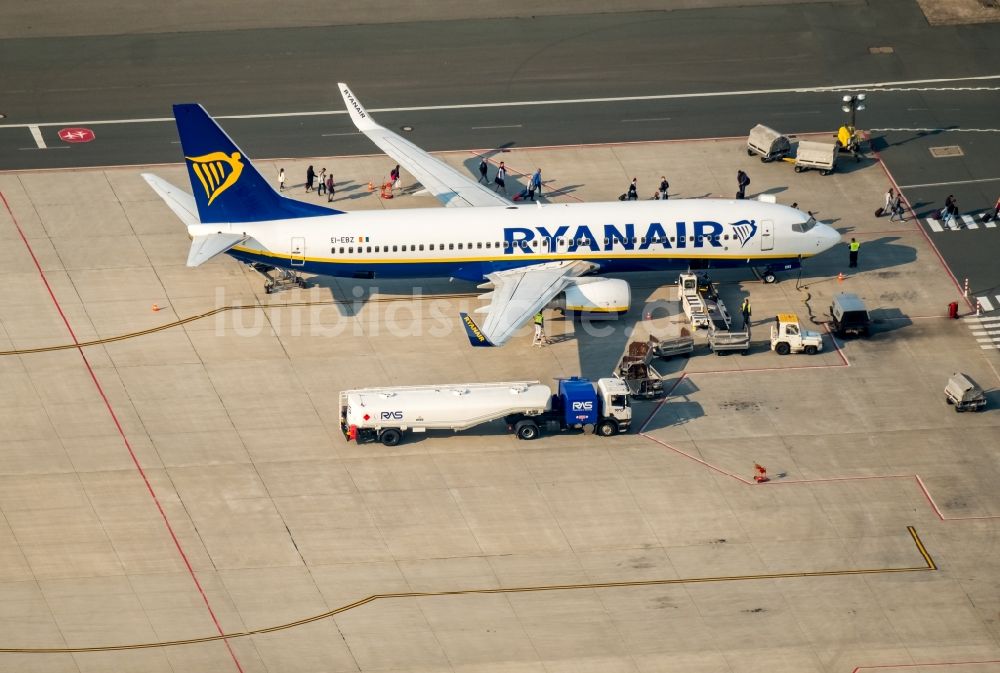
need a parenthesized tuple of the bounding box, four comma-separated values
(186, 151, 243, 205)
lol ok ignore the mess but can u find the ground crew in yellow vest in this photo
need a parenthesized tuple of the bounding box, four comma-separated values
(740, 297, 751, 328)
(533, 311, 546, 346)
(849, 238, 860, 268)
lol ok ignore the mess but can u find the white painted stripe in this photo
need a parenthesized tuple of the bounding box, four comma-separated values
(471, 124, 523, 129)
(28, 125, 46, 149)
(967, 317, 1000, 325)
(970, 330, 1000, 336)
(622, 117, 673, 123)
(320, 132, 360, 137)
(927, 219, 944, 232)
(982, 345, 1000, 350)
(976, 296, 995, 312)
(986, 220, 997, 228)
(976, 336, 1000, 343)
(899, 176, 1000, 189)
(962, 215, 978, 229)
(3, 74, 1000, 131)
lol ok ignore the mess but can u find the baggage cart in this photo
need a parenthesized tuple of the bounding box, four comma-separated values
(649, 333, 695, 359)
(708, 324, 750, 355)
(616, 340, 665, 399)
(944, 372, 987, 412)
(746, 124, 792, 162)
(794, 140, 837, 176)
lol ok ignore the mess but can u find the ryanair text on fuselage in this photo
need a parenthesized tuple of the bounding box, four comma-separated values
(502, 219, 758, 254)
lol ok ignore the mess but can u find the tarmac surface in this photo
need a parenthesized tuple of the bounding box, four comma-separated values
(2, 1, 999, 299)
(1, 136, 999, 673)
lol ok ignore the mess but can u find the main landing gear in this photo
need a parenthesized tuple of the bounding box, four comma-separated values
(247, 263, 310, 294)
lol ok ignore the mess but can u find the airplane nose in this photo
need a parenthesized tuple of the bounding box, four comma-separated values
(821, 223, 841, 251)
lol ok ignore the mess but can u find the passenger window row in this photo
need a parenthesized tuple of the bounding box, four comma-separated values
(331, 234, 732, 254)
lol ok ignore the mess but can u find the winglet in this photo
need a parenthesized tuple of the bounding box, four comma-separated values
(460, 313, 494, 347)
(339, 83, 380, 132)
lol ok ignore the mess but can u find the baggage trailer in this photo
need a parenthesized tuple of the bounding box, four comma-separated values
(944, 373, 987, 412)
(708, 323, 751, 355)
(746, 124, 792, 162)
(794, 140, 837, 176)
(649, 333, 695, 359)
(679, 272, 731, 330)
(341, 378, 631, 445)
(616, 340, 665, 399)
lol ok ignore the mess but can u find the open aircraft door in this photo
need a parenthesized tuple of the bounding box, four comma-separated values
(290, 237, 305, 266)
(760, 220, 773, 251)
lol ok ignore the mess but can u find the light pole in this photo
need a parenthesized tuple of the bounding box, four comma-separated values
(838, 93, 866, 161)
(841, 93, 866, 130)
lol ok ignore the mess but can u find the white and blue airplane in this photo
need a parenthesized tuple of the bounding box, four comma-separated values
(143, 84, 840, 347)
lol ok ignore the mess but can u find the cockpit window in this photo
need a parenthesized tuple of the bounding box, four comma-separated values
(791, 216, 818, 233)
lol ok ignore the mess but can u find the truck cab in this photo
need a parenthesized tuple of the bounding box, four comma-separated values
(770, 313, 824, 355)
(556, 377, 631, 436)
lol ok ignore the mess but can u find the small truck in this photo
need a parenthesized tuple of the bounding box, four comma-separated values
(770, 313, 824, 355)
(829, 292, 871, 338)
(944, 373, 987, 412)
(341, 377, 631, 445)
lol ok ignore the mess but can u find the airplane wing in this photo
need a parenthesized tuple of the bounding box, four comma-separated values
(460, 261, 596, 347)
(339, 83, 513, 208)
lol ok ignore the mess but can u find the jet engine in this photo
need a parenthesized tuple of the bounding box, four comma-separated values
(548, 278, 631, 317)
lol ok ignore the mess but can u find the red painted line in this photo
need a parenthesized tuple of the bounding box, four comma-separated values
(867, 134, 970, 308)
(824, 323, 851, 367)
(642, 354, 999, 522)
(0, 192, 245, 672)
(852, 659, 1000, 673)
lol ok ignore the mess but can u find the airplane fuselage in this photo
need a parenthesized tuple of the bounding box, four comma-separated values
(212, 199, 839, 282)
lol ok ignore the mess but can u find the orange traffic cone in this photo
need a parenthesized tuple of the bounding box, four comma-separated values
(837, 272, 845, 283)
(151, 304, 161, 312)
(367, 180, 375, 192)
(753, 463, 769, 483)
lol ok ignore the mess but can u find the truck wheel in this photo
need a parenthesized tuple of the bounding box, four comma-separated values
(775, 342, 790, 355)
(804, 345, 818, 355)
(762, 271, 777, 284)
(794, 165, 803, 173)
(379, 428, 403, 446)
(760, 156, 768, 163)
(747, 149, 754, 156)
(516, 421, 539, 440)
(822, 169, 833, 176)
(946, 397, 953, 405)
(595, 420, 618, 437)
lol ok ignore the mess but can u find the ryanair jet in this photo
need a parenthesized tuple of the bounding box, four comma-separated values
(143, 84, 840, 347)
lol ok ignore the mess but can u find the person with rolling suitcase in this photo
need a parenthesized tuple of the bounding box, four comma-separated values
(736, 170, 750, 199)
(878, 188, 894, 217)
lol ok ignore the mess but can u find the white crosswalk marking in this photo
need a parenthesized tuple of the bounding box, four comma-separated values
(976, 336, 1000, 343)
(976, 296, 995, 312)
(927, 219, 944, 232)
(986, 220, 997, 228)
(962, 215, 979, 229)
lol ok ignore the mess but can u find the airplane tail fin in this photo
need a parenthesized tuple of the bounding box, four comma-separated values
(173, 103, 343, 224)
